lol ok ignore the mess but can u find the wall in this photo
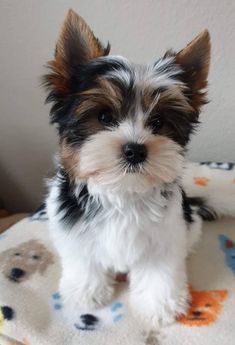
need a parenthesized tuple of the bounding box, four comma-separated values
(0, 0, 235, 212)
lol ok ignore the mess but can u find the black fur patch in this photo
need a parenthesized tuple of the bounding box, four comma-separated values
(181, 189, 194, 223)
(197, 202, 217, 221)
(29, 203, 48, 221)
(56, 168, 101, 228)
(160, 109, 199, 146)
(181, 188, 217, 223)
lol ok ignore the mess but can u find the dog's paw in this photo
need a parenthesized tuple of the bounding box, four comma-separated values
(133, 288, 190, 329)
(89, 283, 115, 309)
(51, 291, 124, 331)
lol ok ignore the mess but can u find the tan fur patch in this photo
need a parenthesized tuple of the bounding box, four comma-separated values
(56, 9, 108, 62)
(145, 135, 183, 184)
(61, 142, 80, 181)
(76, 79, 122, 117)
(142, 84, 193, 118)
(44, 9, 110, 96)
(176, 30, 211, 111)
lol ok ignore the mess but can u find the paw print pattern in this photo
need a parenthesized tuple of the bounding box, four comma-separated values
(219, 235, 235, 274)
(52, 292, 63, 310)
(200, 162, 235, 171)
(110, 302, 123, 322)
(51, 292, 124, 331)
(193, 177, 210, 187)
(0, 306, 15, 333)
(177, 287, 228, 326)
(75, 302, 124, 331)
(0, 240, 54, 283)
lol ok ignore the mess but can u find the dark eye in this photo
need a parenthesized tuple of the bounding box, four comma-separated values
(205, 304, 211, 307)
(150, 114, 163, 133)
(98, 109, 114, 125)
(14, 253, 20, 256)
(32, 255, 40, 260)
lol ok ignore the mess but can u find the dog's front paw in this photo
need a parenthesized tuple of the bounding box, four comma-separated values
(60, 282, 115, 326)
(74, 302, 124, 331)
(132, 287, 190, 329)
(84, 282, 115, 309)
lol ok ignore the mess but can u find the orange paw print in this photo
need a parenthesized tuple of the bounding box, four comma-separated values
(177, 287, 228, 327)
(194, 177, 210, 186)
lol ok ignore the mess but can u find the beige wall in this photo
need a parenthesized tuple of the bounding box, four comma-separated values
(0, 0, 235, 212)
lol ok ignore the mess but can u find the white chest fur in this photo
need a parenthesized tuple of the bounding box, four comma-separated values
(47, 180, 186, 273)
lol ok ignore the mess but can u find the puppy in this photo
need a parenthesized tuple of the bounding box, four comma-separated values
(44, 9, 213, 329)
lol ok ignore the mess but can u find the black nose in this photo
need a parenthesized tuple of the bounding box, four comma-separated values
(10, 268, 25, 279)
(192, 310, 202, 317)
(122, 143, 147, 164)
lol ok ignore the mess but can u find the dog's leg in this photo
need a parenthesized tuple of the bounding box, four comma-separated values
(59, 259, 115, 325)
(129, 254, 189, 329)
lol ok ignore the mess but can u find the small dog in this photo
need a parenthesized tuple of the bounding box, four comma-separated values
(44, 9, 214, 329)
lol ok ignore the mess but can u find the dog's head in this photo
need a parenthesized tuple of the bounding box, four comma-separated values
(43, 9, 210, 194)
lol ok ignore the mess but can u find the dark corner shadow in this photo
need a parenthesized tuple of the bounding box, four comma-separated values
(0, 163, 32, 213)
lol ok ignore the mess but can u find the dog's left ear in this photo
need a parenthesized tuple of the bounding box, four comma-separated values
(44, 9, 110, 98)
(175, 30, 211, 112)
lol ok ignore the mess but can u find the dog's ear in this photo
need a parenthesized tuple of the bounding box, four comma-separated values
(43, 9, 110, 97)
(175, 30, 211, 112)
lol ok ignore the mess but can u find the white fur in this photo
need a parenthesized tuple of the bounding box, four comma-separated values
(47, 173, 202, 329)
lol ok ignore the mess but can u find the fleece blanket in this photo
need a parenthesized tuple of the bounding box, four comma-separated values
(0, 162, 234, 345)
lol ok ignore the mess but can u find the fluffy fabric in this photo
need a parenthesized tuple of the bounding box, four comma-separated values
(0, 162, 234, 345)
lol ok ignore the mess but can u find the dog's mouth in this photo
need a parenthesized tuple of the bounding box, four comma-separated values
(120, 159, 147, 174)
(126, 166, 144, 174)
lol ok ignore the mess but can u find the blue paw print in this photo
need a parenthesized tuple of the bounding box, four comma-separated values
(75, 302, 124, 331)
(219, 234, 235, 274)
(111, 302, 123, 322)
(52, 292, 63, 310)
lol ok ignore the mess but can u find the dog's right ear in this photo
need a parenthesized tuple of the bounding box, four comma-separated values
(43, 9, 110, 99)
